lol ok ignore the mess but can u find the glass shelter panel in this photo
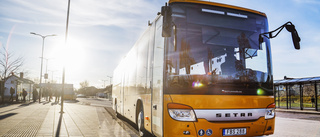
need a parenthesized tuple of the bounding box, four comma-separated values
(278, 85, 287, 108)
(274, 86, 280, 107)
(288, 84, 300, 109)
(303, 84, 315, 109)
(317, 83, 320, 111)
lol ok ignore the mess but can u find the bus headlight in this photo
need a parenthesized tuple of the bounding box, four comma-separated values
(169, 109, 196, 121)
(265, 103, 275, 119)
(168, 103, 196, 121)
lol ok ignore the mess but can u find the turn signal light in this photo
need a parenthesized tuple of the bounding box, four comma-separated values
(267, 103, 276, 108)
(145, 116, 150, 121)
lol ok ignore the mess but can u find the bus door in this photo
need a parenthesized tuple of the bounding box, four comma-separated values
(151, 16, 164, 137)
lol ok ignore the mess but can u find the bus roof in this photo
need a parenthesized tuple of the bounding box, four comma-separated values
(169, 0, 266, 17)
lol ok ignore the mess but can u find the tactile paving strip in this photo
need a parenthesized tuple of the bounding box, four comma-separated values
(2, 107, 50, 137)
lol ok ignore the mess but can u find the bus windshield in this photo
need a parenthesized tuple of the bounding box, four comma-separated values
(165, 3, 273, 95)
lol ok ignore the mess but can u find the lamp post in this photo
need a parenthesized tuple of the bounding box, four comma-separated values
(30, 32, 56, 103)
(43, 58, 51, 83)
(48, 70, 58, 83)
(61, 0, 71, 113)
(107, 75, 112, 85)
(101, 80, 107, 88)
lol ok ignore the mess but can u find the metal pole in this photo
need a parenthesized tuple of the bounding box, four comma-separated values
(107, 76, 112, 85)
(300, 83, 303, 110)
(286, 84, 288, 109)
(39, 36, 45, 103)
(45, 58, 48, 83)
(49, 70, 57, 83)
(61, 0, 71, 113)
(315, 82, 318, 111)
(301, 84, 304, 110)
(101, 80, 107, 88)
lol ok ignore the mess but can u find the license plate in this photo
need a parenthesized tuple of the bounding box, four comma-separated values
(223, 128, 246, 136)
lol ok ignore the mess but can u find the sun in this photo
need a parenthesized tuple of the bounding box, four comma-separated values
(48, 36, 87, 80)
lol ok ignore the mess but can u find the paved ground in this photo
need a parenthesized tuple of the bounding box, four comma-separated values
(1, 98, 320, 137)
(0, 100, 137, 137)
(269, 117, 320, 137)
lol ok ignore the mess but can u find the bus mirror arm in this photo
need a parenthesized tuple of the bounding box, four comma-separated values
(259, 21, 301, 50)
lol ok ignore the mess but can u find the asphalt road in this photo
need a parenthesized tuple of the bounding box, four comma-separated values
(76, 97, 113, 108)
(267, 112, 320, 137)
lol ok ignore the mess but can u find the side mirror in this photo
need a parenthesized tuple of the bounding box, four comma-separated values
(259, 22, 301, 50)
(285, 24, 301, 50)
(161, 3, 172, 37)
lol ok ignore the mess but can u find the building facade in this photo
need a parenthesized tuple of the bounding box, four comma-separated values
(4, 73, 34, 101)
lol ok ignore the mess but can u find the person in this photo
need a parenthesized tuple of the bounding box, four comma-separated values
(43, 88, 48, 101)
(48, 88, 52, 102)
(9, 87, 15, 102)
(221, 47, 237, 75)
(22, 89, 27, 102)
(55, 90, 60, 103)
(33, 87, 38, 102)
(311, 95, 315, 107)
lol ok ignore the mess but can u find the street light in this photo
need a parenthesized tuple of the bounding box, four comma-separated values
(101, 80, 108, 88)
(61, 0, 71, 113)
(40, 57, 53, 83)
(107, 75, 112, 85)
(30, 32, 56, 103)
(48, 70, 58, 83)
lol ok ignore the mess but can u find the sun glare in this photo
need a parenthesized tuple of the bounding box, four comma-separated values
(48, 37, 87, 80)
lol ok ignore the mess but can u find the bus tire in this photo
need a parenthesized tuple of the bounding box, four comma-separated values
(137, 107, 145, 137)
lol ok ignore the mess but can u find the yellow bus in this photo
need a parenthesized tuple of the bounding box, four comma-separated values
(112, 0, 299, 136)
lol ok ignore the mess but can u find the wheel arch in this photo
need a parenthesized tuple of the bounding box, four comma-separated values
(136, 99, 144, 123)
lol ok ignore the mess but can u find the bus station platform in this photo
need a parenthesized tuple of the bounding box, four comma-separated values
(0, 101, 137, 137)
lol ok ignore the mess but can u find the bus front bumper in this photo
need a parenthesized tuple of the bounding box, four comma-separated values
(164, 117, 274, 137)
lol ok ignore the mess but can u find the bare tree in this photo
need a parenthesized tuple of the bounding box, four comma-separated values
(80, 80, 89, 89)
(77, 80, 91, 95)
(0, 46, 24, 102)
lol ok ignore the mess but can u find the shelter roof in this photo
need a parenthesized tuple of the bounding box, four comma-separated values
(274, 76, 320, 85)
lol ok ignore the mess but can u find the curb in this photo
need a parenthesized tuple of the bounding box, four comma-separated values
(104, 107, 117, 119)
(104, 107, 140, 137)
(276, 109, 320, 115)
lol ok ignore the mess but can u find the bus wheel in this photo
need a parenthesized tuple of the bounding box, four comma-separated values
(137, 109, 145, 137)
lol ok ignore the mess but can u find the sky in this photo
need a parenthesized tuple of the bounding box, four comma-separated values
(0, 0, 319, 89)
